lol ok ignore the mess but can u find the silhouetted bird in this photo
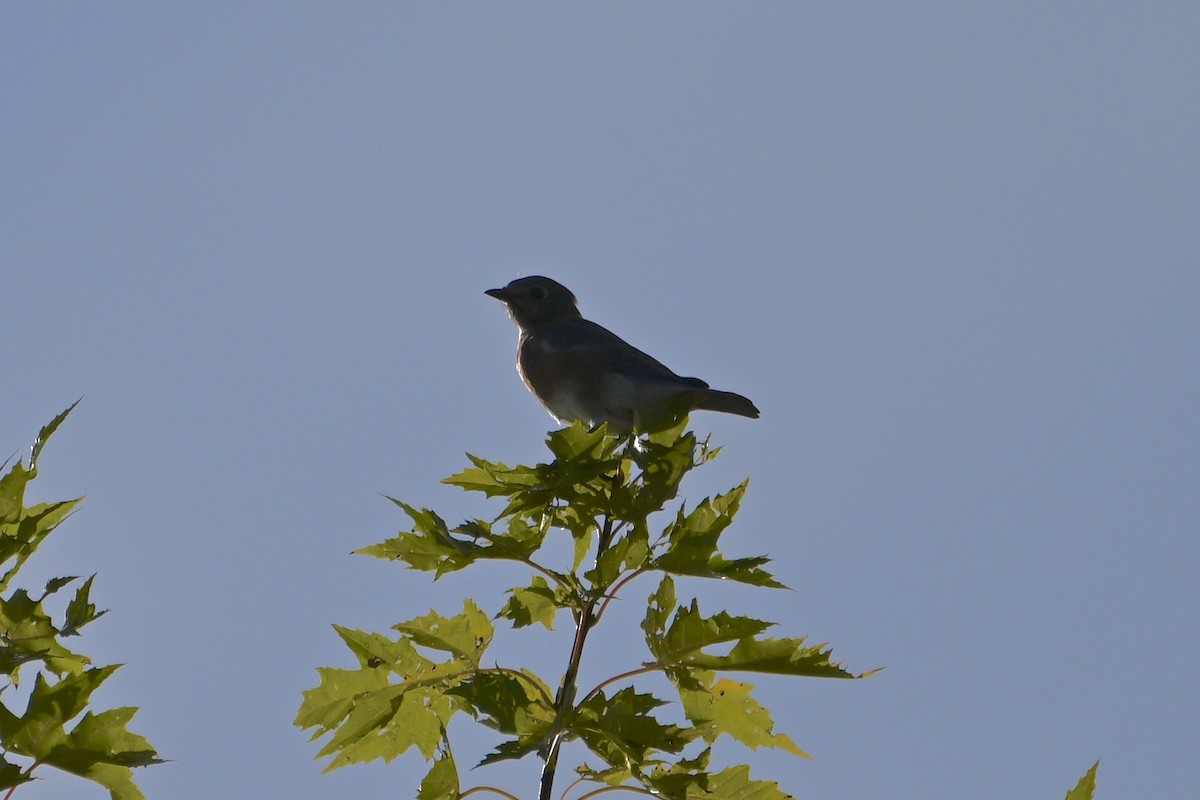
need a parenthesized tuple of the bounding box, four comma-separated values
(486, 276, 759, 434)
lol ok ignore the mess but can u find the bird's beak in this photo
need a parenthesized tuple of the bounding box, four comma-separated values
(485, 287, 510, 302)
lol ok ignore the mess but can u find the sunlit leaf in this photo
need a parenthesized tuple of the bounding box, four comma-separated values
(678, 674, 808, 757)
(418, 738, 460, 800)
(319, 684, 459, 769)
(690, 764, 793, 800)
(500, 577, 561, 629)
(333, 626, 437, 673)
(1065, 761, 1100, 800)
(394, 601, 493, 666)
(295, 665, 392, 733)
(641, 576, 678, 644)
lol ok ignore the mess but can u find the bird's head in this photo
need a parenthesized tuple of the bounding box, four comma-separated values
(486, 276, 581, 329)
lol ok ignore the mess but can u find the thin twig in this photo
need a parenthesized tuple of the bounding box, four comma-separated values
(517, 555, 570, 593)
(461, 786, 522, 800)
(593, 567, 647, 624)
(575, 785, 657, 800)
(578, 664, 660, 707)
(559, 776, 587, 800)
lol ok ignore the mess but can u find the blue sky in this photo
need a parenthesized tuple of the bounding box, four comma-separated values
(3, 4, 1197, 799)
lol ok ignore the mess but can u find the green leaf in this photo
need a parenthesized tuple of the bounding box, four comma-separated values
(574, 760, 634, 787)
(358, 500, 481, 578)
(0, 498, 84, 590)
(69, 764, 148, 800)
(498, 423, 625, 520)
(587, 528, 642, 588)
(544, 422, 623, 470)
(647, 599, 773, 664)
(613, 426, 698, 519)
(418, 739, 460, 800)
(0, 756, 34, 790)
(443, 424, 622, 525)
(684, 636, 859, 679)
(0, 409, 161, 799)
(361, 503, 559, 579)
(448, 670, 555, 737)
(394, 601, 493, 666)
(296, 622, 479, 768)
(29, 400, 80, 471)
(642, 748, 713, 800)
(0, 460, 32, 527)
(575, 687, 693, 769)
(44, 575, 80, 595)
(677, 673, 808, 757)
(0, 588, 91, 677)
(476, 736, 545, 767)
(642, 576, 677, 644)
(0, 647, 46, 677)
(334, 626, 447, 676)
(499, 577, 561, 630)
(295, 665, 393, 733)
(574, 749, 718, 800)
(1065, 761, 1100, 800)
(652, 484, 785, 588)
(442, 454, 541, 499)
(318, 684, 460, 769)
(0, 666, 120, 760)
(62, 574, 109, 636)
(689, 764, 793, 800)
(455, 516, 549, 563)
(450, 671, 555, 768)
(568, 519, 593, 572)
(300, 629, 475, 770)
(40, 706, 163, 800)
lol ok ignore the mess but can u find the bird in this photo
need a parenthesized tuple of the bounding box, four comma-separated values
(486, 276, 759, 435)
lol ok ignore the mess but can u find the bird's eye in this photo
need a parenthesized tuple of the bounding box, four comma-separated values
(529, 286, 547, 300)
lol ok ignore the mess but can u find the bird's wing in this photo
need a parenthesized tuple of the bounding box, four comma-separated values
(549, 319, 707, 387)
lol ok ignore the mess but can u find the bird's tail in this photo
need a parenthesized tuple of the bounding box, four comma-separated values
(689, 388, 760, 419)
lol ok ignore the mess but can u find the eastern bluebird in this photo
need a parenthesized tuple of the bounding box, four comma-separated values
(486, 276, 760, 434)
